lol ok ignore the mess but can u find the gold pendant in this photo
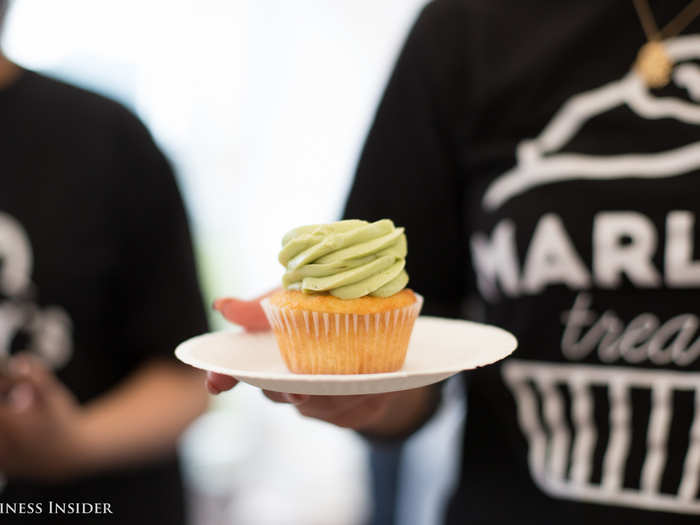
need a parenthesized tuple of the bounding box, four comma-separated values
(635, 40, 672, 88)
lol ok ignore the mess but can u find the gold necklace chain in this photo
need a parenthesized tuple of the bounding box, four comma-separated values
(634, 0, 700, 40)
(632, 0, 700, 87)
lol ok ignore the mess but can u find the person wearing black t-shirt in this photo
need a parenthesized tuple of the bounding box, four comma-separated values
(0, 3, 209, 523)
(209, 0, 700, 523)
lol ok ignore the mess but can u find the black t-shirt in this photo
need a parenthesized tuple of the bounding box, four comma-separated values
(345, 1, 700, 522)
(0, 70, 208, 523)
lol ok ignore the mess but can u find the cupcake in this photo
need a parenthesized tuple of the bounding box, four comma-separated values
(260, 219, 422, 374)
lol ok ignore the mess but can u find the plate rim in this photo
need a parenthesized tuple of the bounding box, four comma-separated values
(175, 316, 518, 381)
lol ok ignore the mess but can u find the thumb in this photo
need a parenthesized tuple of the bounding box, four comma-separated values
(213, 292, 276, 332)
(8, 353, 73, 404)
(9, 353, 60, 392)
(206, 372, 238, 395)
(7, 382, 36, 413)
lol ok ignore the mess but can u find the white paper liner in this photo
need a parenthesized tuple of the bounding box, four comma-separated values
(260, 293, 423, 374)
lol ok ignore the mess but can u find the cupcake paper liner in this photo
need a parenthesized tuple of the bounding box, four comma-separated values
(260, 294, 423, 374)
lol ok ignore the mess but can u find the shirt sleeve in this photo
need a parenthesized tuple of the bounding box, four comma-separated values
(343, 1, 472, 318)
(110, 108, 208, 367)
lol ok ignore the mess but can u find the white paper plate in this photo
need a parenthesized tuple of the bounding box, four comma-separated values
(175, 316, 517, 395)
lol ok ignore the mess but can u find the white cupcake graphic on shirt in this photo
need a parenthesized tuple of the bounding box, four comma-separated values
(484, 35, 700, 211)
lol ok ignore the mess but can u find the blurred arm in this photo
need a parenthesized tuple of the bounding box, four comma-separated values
(77, 360, 207, 472)
(0, 355, 207, 481)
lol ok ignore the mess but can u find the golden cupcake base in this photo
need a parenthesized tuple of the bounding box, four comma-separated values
(261, 289, 422, 374)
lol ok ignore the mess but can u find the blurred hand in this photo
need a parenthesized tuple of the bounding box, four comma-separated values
(261, 390, 402, 430)
(0, 354, 88, 481)
(208, 293, 430, 435)
(213, 296, 271, 333)
(206, 294, 273, 394)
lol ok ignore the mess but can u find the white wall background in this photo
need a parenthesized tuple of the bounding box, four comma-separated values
(2, 1, 435, 524)
(3, 0, 425, 302)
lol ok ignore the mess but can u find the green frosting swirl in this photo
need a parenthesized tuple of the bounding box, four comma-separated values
(279, 219, 409, 299)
